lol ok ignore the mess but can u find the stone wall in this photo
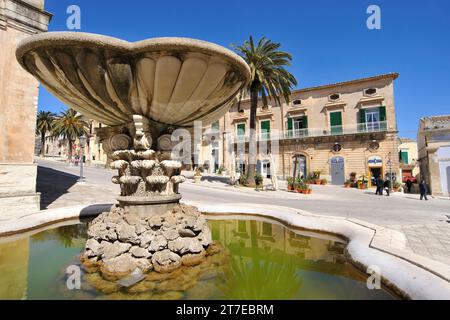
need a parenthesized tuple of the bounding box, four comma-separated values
(0, 0, 51, 215)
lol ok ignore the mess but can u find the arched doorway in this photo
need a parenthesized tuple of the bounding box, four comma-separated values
(292, 155, 307, 179)
(330, 156, 345, 185)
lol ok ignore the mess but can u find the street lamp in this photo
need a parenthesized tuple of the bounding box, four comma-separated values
(79, 135, 87, 183)
(386, 152, 393, 192)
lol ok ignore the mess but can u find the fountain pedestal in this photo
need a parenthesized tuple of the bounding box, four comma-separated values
(80, 115, 212, 277)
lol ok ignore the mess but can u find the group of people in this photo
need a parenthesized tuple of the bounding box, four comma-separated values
(71, 155, 82, 166)
(375, 176, 391, 196)
(375, 175, 429, 201)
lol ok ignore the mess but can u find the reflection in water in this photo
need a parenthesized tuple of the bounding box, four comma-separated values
(0, 238, 29, 300)
(220, 255, 303, 300)
(0, 218, 395, 300)
(31, 224, 88, 248)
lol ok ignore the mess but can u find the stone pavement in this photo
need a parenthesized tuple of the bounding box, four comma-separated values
(389, 223, 450, 265)
(10, 158, 449, 268)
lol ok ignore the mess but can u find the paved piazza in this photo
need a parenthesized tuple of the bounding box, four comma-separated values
(29, 158, 450, 267)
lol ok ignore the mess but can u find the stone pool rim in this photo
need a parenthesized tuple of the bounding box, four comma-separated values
(1, 202, 450, 300)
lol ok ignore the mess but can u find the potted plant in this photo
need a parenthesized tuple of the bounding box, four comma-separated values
(344, 180, 352, 188)
(321, 178, 328, 185)
(194, 168, 202, 183)
(358, 175, 368, 189)
(255, 173, 264, 190)
(239, 173, 248, 186)
(287, 177, 295, 191)
(313, 170, 322, 185)
(393, 181, 402, 192)
(295, 177, 304, 193)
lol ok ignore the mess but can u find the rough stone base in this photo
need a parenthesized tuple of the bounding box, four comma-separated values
(81, 204, 214, 280)
(82, 242, 228, 299)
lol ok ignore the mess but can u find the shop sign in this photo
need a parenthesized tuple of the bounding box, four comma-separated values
(368, 156, 383, 167)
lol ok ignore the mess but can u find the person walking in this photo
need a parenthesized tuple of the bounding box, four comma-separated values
(376, 175, 384, 196)
(420, 180, 429, 201)
(384, 179, 391, 196)
(406, 179, 413, 193)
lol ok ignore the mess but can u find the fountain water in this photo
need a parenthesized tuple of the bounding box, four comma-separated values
(16, 32, 251, 278)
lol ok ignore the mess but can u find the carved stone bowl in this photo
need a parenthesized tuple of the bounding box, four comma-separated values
(16, 32, 251, 128)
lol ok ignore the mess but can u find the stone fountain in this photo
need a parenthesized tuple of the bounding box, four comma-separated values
(16, 32, 250, 278)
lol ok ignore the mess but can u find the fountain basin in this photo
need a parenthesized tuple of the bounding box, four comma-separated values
(1, 203, 450, 299)
(0, 216, 396, 300)
(16, 32, 251, 129)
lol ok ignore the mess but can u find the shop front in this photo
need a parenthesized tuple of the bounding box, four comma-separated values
(368, 156, 384, 187)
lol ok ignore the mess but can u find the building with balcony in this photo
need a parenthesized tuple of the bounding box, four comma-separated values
(418, 115, 450, 197)
(199, 73, 401, 186)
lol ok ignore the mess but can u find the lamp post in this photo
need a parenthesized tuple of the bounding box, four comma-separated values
(387, 152, 393, 192)
(79, 135, 87, 183)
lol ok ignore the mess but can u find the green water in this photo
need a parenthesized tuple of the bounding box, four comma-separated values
(0, 219, 396, 300)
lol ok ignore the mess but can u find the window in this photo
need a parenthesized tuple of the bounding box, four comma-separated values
(329, 93, 341, 101)
(330, 111, 343, 135)
(211, 121, 220, 132)
(236, 123, 246, 141)
(400, 150, 409, 164)
(292, 99, 302, 106)
(238, 221, 247, 233)
(288, 116, 308, 138)
(260, 120, 271, 140)
(359, 106, 387, 132)
(262, 223, 273, 237)
(365, 88, 377, 96)
(365, 108, 380, 132)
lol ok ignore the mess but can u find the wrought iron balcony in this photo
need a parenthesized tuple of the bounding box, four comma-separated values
(285, 121, 388, 140)
(232, 121, 388, 143)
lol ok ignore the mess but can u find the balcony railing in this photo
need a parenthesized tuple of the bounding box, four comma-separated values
(285, 121, 388, 140)
(233, 121, 389, 143)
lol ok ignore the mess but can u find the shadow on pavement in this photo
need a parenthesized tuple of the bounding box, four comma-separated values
(37, 166, 79, 210)
(201, 176, 230, 183)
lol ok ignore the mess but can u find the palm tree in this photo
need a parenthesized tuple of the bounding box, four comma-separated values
(36, 111, 56, 156)
(233, 36, 297, 186)
(53, 109, 88, 161)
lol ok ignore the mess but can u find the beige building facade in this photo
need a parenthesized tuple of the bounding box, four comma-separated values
(418, 116, 450, 197)
(398, 138, 420, 181)
(200, 73, 401, 186)
(0, 0, 51, 216)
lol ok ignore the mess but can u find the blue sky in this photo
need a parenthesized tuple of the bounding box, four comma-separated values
(38, 0, 450, 139)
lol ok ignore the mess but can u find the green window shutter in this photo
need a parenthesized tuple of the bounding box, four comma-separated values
(261, 120, 271, 140)
(379, 106, 387, 130)
(359, 109, 366, 124)
(330, 112, 342, 126)
(303, 116, 308, 129)
(379, 106, 387, 122)
(237, 123, 246, 136)
(359, 109, 366, 132)
(287, 118, 293, 138)
(261, 120, 271, 133)
(401, 151, 409, 165)
(330, 112, 343, 135)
